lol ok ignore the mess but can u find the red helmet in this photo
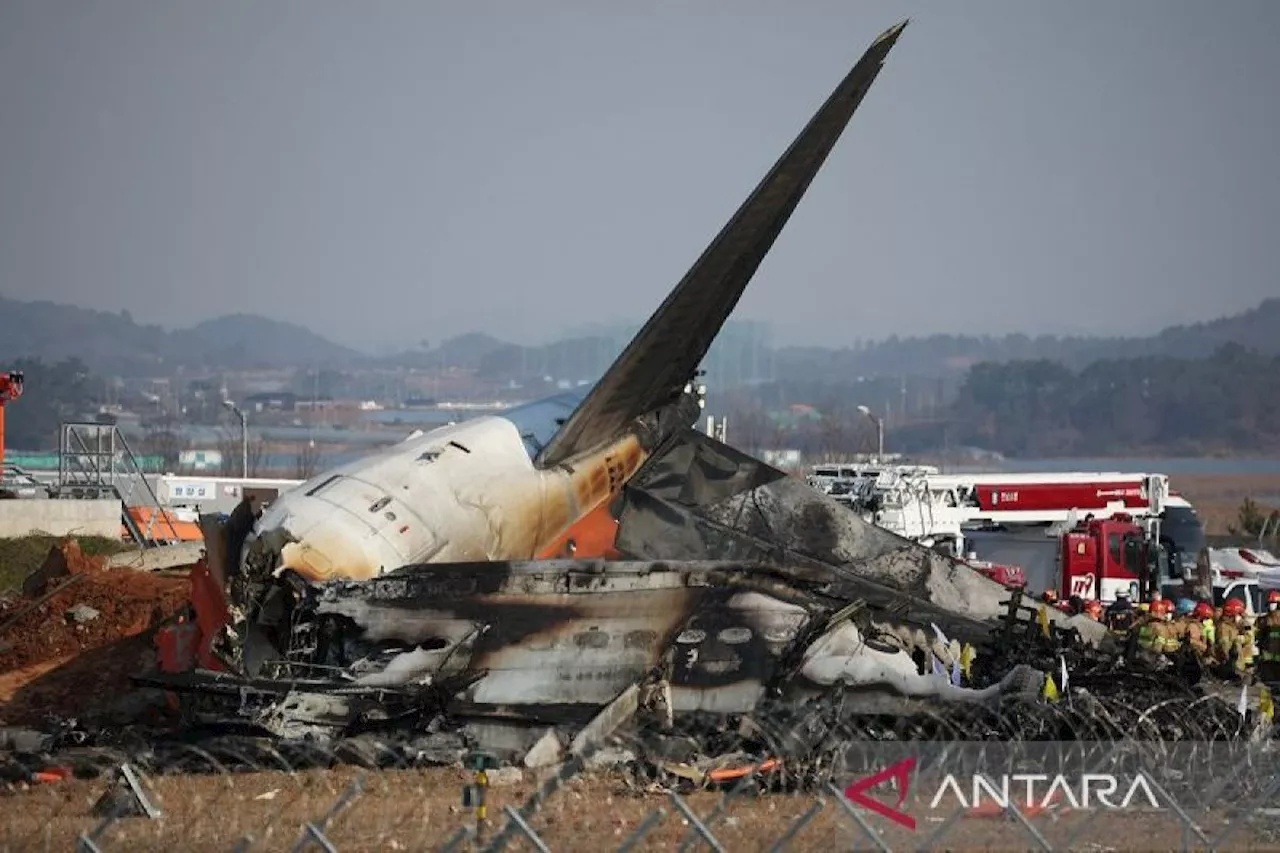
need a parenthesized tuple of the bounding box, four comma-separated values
(1223, 598, 1247, 617)
(1268, 590, 1280, 605)
(1152, 598, 1175, 615)
(1042, 590, 1059, 604)
(1084, 600, 1104, 617)
(1192, 601, 1214, 620)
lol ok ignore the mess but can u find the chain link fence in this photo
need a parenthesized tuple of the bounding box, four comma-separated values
(4, 692, 1280, 852)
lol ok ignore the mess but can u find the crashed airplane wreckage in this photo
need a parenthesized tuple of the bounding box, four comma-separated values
(141, 21, 1242, 759)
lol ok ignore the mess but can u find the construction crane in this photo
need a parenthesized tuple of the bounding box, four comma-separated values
(0, 370, 24, 470)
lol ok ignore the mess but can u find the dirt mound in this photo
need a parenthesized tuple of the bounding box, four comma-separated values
(0, 540, 188, 674)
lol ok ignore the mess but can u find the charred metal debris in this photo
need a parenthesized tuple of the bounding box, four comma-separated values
(0, 574, 1259, 791)
(107, 560, 1258, 781)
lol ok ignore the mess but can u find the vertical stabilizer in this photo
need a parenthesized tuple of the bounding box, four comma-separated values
(536, 21, 908, 469)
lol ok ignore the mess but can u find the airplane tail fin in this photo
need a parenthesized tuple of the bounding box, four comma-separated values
(536, 21, 908, 469)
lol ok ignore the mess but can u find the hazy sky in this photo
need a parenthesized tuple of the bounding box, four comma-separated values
(2, 2, 1277, 352)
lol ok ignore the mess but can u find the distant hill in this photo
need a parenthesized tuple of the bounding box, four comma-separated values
(0, 297, 362, 373)
(377, 333, 510, 371)
(399, 299, 1280, 383)
(778, 299, 1280, 380)
(1148, 298, 1280, 358)
(184, 314, 361, 369)
(0, 294, 1274, 380)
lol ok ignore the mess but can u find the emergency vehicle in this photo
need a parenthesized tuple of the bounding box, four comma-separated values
(809, 469, 1204, 556)
(808, 467, 1213, 604)
(1058, 513, 1163, 602)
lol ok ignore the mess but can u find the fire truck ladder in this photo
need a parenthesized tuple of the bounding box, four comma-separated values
(54, 422, 181, 547)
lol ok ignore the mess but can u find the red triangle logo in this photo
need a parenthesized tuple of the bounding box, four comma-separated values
(843, 757, 917, 831)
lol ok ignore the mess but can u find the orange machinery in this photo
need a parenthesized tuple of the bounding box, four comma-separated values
(0, 370, 24, 469)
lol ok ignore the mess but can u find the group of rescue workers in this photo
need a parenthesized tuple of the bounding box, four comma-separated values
(1040, 587, 1280, 685)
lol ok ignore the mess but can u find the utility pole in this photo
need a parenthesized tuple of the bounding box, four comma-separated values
(223, 400, 248, 478)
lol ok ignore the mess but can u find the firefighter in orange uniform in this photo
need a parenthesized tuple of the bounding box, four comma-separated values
(1215, 598, 1254, 680)
(1138, 598, 1178, 654)
(1180, 601, 1215, 665)
(1192, 601, 1217, 662)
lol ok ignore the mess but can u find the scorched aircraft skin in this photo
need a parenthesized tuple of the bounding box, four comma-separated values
(173, 21, 1097, 745)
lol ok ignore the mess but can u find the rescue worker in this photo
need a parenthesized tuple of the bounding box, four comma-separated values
(1194, 601, 1216, 649)
(1254, 590, 1280, 686)
(1130, 601, 1153, 633)
(1180, 601, 1214, 664)
(225, 492, 262, 580)
(1169, 597, 1196, 649)
(1138, 598, 1179, 654)
(1214, 598, 1254, 681)
(1105, 590, 1137, 634)
(1122, 599, 1154, 657)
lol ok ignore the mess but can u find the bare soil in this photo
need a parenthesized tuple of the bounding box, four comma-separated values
(0, 540, 188, 725)
(3, 765, 1278, 852)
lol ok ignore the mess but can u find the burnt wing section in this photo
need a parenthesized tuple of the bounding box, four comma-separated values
(535, 21, 908, 470)
(615, 428, 1054, 631)
(626, 426, 788, 506)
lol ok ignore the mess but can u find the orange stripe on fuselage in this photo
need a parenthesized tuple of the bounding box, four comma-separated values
(533, 431, 645, 560)
(536, 501, 622, 559)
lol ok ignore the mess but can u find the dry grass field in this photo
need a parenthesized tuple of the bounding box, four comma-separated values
(1170, 473, 1280, 535)
(4, 764, 1279, 852)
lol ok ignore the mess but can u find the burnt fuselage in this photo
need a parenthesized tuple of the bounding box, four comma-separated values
(257, 560, 829, 716)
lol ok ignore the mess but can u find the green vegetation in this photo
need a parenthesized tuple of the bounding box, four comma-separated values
(1, 357, 94, 451)
(946, 344, 1280, 457)
(1228, 498, 1280, 538)
(0, 535, 133, 595)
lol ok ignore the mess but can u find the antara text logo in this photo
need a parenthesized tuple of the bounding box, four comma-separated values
(930, 773, 1161, 811)
(843, 759, 1162, 831)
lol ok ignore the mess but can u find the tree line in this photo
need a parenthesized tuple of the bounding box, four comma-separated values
(947, 344, 1280, 457)
(721, 344, 1280, 459)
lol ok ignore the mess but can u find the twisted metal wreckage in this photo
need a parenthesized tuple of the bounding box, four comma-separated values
(133, 20, 1257, 775)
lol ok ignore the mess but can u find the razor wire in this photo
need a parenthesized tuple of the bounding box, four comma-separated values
(2, 693, 1280, 852)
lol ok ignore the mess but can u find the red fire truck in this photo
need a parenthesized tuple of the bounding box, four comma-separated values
(1057, 513, 1163, 603)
